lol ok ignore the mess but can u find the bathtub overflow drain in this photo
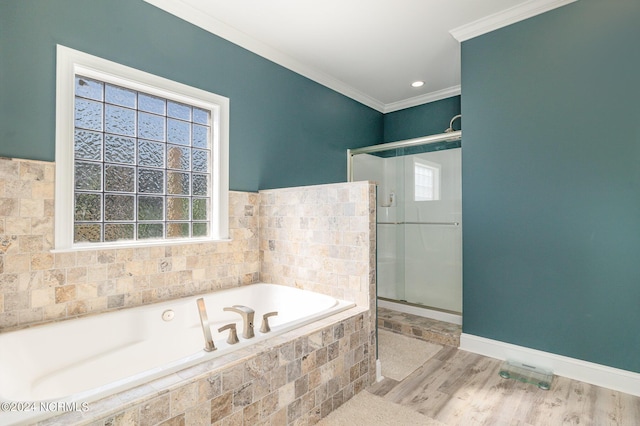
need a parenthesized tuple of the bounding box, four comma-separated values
(162, 309, 175, 321)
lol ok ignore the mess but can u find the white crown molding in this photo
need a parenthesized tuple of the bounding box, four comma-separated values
(450, 0, 579, 42)
(383, 85, 461, 114)
(460, 333, 640, 397)
(144, 0, 461, 113)
(144, 0, 387, 112)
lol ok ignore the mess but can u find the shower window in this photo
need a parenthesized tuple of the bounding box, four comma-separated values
(55, 45, 229, 250)
(414, 160, 440, 201)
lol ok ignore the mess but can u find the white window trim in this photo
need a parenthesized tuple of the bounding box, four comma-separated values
(54, 45, 229, 251)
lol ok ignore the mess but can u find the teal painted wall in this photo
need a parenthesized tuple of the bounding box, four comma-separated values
(0, 0, 382, 192)
(9, 0, 636, 373)
(383, 96, 460, 142)
(461, 0, 640, 372)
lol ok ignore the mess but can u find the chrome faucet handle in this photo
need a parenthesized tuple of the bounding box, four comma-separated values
(260, 311, 278, 333)
(218, 323, 239, 345)
(196, 298, 216, 352)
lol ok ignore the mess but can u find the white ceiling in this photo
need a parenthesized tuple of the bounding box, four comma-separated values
(144, 0, 576, 113)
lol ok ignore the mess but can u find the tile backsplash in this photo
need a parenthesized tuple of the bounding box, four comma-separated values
(0, 157, 376, 330)
(0, 157, 260, 330)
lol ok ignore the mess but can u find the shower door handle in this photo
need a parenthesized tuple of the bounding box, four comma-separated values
(405, 221, 460, 226)
(377, 221, 460, 226)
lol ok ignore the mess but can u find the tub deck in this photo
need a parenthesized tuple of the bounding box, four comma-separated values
(0, 284, 357, 426)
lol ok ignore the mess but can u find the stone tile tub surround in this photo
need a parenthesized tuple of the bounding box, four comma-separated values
(33, 308, 373, 426)
(0, 158, 377, 424)
(0, 286, 358, 426)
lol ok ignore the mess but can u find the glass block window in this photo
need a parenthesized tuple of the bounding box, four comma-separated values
(73, 76, 212, 243)
(56, 45, 229, 250)
(414, 161, 440, 201)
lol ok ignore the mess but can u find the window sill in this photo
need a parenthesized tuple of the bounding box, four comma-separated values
(50, 237, 232, 253)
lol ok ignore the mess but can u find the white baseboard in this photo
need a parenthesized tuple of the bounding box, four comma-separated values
(378, 299, 462, 325)
(460, 333, 640, 397)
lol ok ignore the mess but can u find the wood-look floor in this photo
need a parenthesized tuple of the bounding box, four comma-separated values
(368, 346, 640, 425)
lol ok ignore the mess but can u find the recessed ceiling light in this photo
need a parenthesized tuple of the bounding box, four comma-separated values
(411, 81, 424, 88)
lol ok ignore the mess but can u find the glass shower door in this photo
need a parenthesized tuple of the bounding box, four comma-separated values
(401, 148, 461, 312)
(352, 145, 462, 314)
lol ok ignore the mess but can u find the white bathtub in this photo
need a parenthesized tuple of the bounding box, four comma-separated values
(0, 283, 354, 425)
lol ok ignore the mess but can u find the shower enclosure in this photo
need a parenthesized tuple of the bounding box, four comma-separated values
(348, 130, 462, 323)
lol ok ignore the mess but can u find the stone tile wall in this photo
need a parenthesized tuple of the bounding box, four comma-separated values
(0, 158, 260, 330)
(259, 182, 376, 309)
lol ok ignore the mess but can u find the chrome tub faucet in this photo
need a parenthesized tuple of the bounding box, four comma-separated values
(223, 305, 255, 339)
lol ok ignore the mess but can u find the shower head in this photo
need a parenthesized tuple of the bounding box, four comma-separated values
(445, 114, 462, 133)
